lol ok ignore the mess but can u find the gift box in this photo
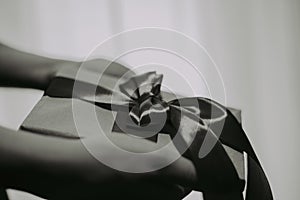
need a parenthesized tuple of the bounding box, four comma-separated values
(21, 62, 272, 200)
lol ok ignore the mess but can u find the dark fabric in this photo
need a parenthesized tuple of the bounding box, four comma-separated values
(203, 191, 244, 200)
(21, 68, 273, 200)
(0, 188, 9, 200)
(217, 110, 273, 200)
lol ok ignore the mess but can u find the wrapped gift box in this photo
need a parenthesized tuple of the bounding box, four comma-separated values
(20, 63, 271, 200)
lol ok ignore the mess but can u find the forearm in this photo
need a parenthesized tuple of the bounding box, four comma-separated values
(0, 127, 79, 189)
(0, 126, 111, 199)
(0, 43, 78, 90)
(0, 126, 197, 190)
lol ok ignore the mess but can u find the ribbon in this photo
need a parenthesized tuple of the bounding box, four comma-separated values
(46, 70, 273, 200)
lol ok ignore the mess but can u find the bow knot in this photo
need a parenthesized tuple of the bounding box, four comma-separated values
(119, 72, 168, 126)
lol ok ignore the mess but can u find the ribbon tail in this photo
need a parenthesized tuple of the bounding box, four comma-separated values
(169, 104, 243, 196)
(169, 97, 273, 200)
(218, 109, 273, 200)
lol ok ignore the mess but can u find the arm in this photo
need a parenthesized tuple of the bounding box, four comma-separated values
(0, 43, 132, 90)
(0, 126, 196, 199)
(0, 43, 76, 90)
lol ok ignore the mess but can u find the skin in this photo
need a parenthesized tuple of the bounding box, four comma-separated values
(0, 43, 197, 199)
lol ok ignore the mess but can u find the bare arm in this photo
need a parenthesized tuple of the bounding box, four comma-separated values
(0, 126, 196, 199)
(0, 43, 76, 89)
(0, 43, 132, 90)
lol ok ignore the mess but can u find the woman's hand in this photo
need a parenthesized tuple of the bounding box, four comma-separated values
(40, 135, 197, 200)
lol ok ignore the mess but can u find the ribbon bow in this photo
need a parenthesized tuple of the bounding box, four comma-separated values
(86, 71, 272, 199)
(46, 70, 273, 200)
(101, 71, 227, 134)
(118, 72, 169, 126)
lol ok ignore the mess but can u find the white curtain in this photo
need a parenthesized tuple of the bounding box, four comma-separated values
(0, 0, 299, 199)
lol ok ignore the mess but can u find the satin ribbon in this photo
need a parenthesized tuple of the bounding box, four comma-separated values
(46, 71, 273, 200)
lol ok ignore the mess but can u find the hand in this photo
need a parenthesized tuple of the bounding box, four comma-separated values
(44, 135, 197, 200)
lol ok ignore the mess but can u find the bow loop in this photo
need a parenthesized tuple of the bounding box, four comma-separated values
(119, 71, 163, 100)
(169, 97, 227, 125)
